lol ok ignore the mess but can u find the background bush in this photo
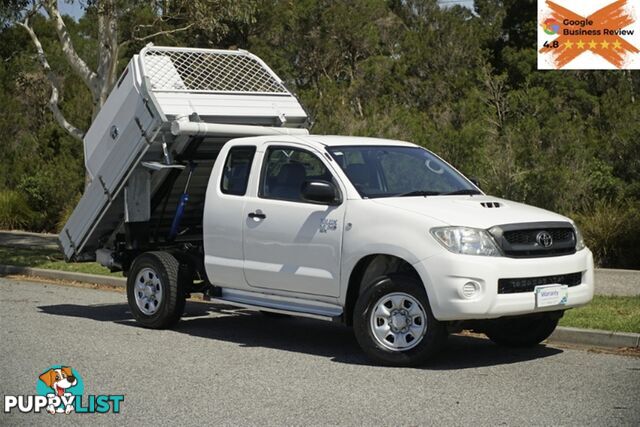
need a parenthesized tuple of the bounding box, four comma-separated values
(573, 201, 640, 269)
(0, 190, 37, 230)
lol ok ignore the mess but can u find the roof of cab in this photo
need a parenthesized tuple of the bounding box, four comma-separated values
(229, 134, 418, 148)
(302, 135, 416, 147)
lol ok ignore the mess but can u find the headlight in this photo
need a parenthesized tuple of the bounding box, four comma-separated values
(430, 227, 502, 256)
(574, 224, 585, 251)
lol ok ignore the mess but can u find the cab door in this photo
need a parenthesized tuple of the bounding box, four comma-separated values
(242, 144, 346, 297)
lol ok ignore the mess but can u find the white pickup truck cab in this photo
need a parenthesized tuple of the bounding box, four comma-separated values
(60, 46, 593, 366)
(136, 134, 593, 366)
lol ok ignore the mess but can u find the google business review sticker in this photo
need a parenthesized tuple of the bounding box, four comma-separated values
(538, 0, 640, 69)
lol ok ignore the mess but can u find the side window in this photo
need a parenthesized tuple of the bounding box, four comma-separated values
(220, 146, 256, 196)
(260, 146, 333, 202)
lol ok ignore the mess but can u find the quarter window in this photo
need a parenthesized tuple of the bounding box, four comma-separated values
(220, 146, 256, 196)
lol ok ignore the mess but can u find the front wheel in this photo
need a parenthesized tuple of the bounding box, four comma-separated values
(353, 274, 447, 367)
(127, 251, 187, 329)
(484, 312, 561, 347)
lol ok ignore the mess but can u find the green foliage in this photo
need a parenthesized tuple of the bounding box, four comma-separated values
(573, 201, 640, 269)
(17, 159, 84, 231)
(56, 191, 82, 234)
(0, 0, 638, 268)
(559, 295, 640, 333)
(0, 190, 37, 230)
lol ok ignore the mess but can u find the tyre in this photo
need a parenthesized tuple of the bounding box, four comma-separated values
(127, 251, 187, 329)
(484, 313, 560, 347)
(353, 274, 447, 367)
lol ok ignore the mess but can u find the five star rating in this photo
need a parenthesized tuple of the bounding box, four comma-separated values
(565, 39, 621, 50)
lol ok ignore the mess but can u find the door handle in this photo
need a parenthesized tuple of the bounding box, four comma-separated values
(248, 211, 266, 220)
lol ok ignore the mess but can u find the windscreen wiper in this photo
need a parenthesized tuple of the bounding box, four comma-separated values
(441, 189, 482, 195)
(395, 190, 442, 197)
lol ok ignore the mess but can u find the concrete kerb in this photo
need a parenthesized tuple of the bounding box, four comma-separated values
(0, 264, 126, 287)
(549, 326, 640, 349)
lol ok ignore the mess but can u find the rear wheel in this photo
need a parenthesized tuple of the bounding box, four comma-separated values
(484, 312, 560, 347)
(353, 274, 447, 367)
(127, 251, 186, 329)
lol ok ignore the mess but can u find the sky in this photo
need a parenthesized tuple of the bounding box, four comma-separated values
(57, 1, 84, 20)
(439, 0, 475, 8)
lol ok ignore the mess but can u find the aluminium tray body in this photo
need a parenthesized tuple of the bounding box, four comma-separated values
(60, 46, 308, 260)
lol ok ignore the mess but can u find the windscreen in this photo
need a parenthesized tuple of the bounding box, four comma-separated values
(328, 146, 478, 198)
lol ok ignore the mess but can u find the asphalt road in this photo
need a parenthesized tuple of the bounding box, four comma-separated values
(0, 231, 58, 250)
(1, 277, 639, 426)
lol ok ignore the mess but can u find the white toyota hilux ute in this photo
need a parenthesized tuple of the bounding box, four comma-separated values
(60, 47, 593, 367)
(153, 134, 593, 366)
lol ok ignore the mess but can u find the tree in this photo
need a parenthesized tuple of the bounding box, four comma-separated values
(13, 0, 257, 142)
(16, 0, 117, 140)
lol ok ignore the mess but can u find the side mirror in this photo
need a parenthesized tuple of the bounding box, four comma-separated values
(469, 177, 481, 189)
(301, 180, 340, 205)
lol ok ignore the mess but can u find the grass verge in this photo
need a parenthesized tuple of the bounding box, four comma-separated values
(0, 246, 120, 277)
(559, 295, 640, 333)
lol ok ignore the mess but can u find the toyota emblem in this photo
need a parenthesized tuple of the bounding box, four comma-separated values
(536, 231, 553, 247)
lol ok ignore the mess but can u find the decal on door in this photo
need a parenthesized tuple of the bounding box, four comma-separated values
(320, 219, 338, 233)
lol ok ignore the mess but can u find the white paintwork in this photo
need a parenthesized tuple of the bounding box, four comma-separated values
(240, 142, 346, 297)
(202, 138, 256, 288)
(202, 134, 594, 321)
(242, 194, 345, 298)
(412, 245, 593, 320)
(371, 196, 566, 229)
(170, 120, 309, 137)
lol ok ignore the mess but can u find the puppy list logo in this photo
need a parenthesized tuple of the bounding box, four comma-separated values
(3, 365, 124, 414)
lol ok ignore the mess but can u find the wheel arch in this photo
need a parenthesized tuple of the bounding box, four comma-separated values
(344, 253, 424, 326)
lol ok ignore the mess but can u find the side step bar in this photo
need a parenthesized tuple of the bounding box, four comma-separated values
(209, 288, 343, 322)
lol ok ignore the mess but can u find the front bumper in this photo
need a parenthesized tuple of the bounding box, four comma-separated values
(413, 248, 594, 321)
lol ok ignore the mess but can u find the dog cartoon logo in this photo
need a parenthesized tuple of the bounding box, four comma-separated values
(4, 365, 123, 414)
(36, 366, 83, 414)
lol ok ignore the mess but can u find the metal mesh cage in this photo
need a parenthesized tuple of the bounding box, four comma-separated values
(142, 48, 289, 94)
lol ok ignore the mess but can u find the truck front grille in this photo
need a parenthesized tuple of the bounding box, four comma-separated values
(489, 222, 576, 258)
(503, 228, 574, 245)
(498, 272, 582, 294)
